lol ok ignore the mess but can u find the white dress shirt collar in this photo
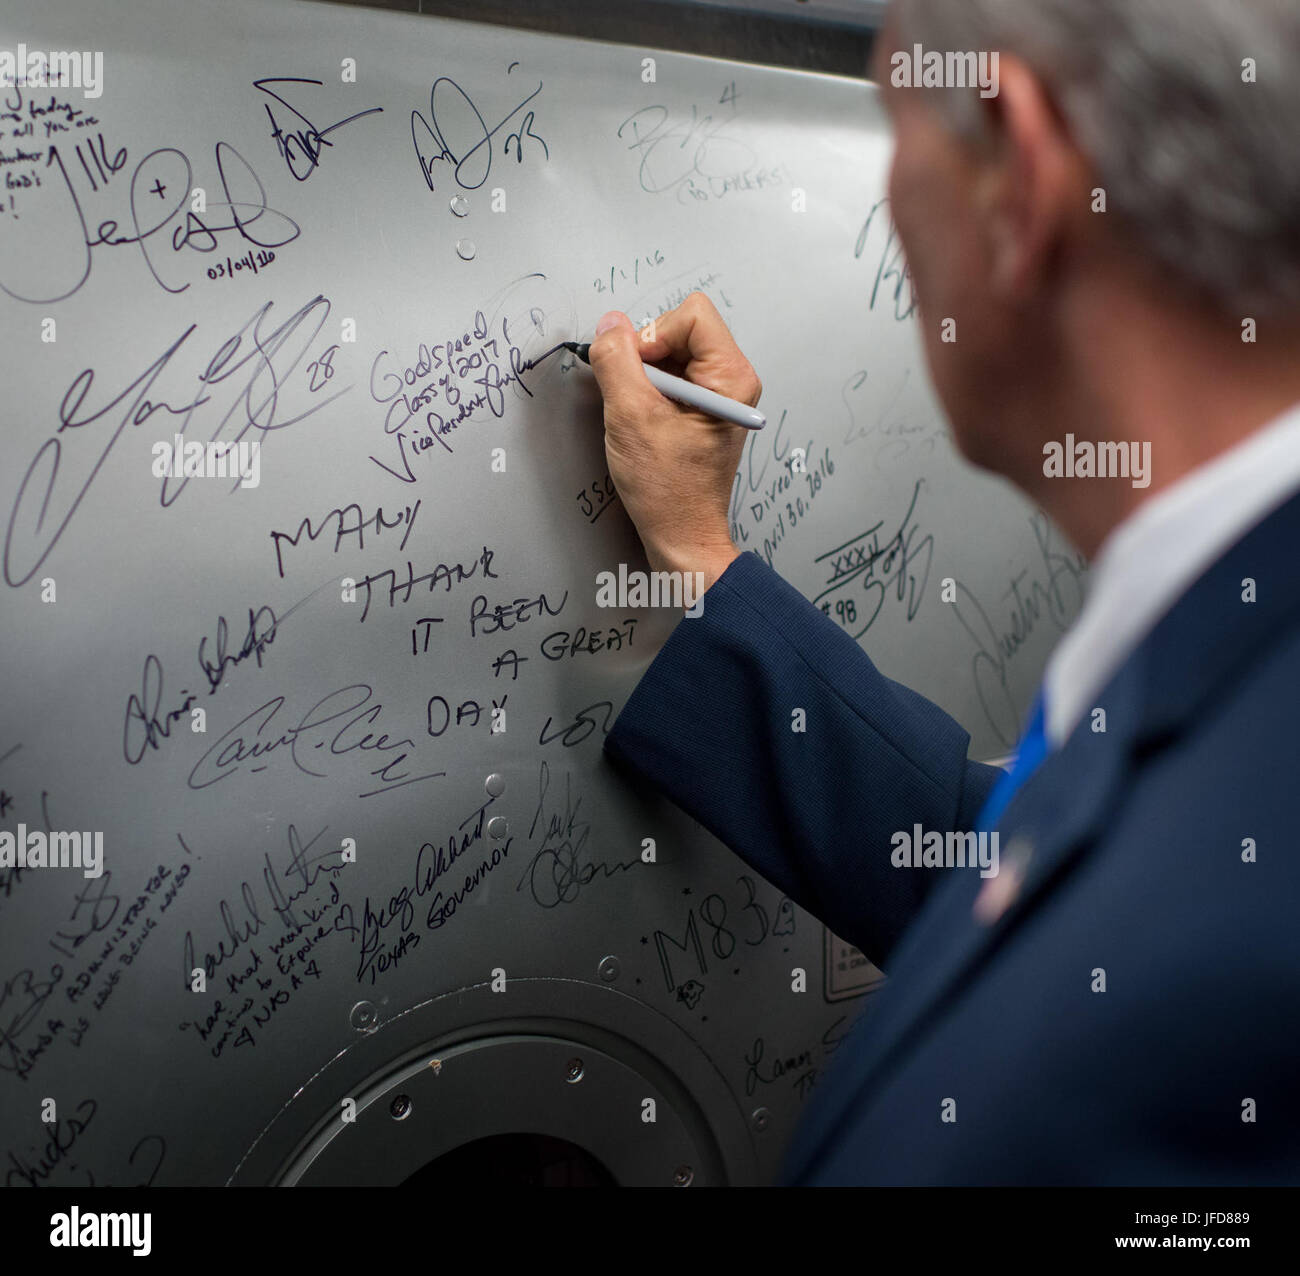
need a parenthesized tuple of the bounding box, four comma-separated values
(1044, 401, 1300, 747)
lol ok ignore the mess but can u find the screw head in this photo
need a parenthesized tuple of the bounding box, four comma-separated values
(389, 1094, 412, 1120)
(565, 1058, 584, 1083)
(673, 1165, 694, 1187)
(597, 955, 620, 982)
(750, 1107, 771, 1133)
(349, 1001, 378, 1032)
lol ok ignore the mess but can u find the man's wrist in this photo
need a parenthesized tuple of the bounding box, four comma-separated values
(655, 542, 742, 603)
(698, 544, 742, 594)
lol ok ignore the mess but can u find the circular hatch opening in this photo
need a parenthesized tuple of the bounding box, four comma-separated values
(402, 1132, 618, 1186)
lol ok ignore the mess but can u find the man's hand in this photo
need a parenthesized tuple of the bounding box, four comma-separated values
(586, 292, 761, 595)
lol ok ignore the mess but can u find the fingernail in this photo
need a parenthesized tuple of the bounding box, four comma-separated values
(595, 312, 623, 335)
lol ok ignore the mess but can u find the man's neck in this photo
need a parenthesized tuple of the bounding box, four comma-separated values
(1019, 286, 1300, 559)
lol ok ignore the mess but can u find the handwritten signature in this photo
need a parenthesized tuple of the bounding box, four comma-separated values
(855, 198, 918, 321)
(0, 138, 299, 303)
(368, 308, 564, 482)
(617, 85, 764, 204)
(187, 683, 444, 799)
(352, 793, 519, 983)
(949, 512, 1088, 748)
(411, 71, 548, 192)
(812, 479, 935, 638)
(4, 295, 348, 588)
(515, 761, 639, 909)
(254, 77, 382, 181)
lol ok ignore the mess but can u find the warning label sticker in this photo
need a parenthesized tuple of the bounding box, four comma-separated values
(823, 928, 885, 1002)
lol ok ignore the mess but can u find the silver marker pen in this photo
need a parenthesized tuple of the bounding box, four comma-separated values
(563, 341, 766, 431)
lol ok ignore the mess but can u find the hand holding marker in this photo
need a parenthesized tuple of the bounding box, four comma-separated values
(561, 339, 767, 431)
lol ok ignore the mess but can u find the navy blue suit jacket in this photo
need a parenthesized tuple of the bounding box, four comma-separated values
(603, 490, 1300, 1185)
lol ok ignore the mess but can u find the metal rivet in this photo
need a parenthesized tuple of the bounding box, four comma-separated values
(597, 955, 620, 982)
(349, 1001, 378, 1032)
(565, 1058, 584, 1084)
(389, 1094, 412, 1120)
(488, 816, 508, 839)
(485, 773, 505, 797)
(750, 1107, 771, 1133)
(673, 1165, 694, 1187)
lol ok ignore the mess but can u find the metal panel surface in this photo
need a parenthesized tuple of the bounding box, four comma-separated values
(0, 0, 1084, 1186)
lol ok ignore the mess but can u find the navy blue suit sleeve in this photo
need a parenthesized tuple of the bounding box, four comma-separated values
(603, 551, 1002, 969)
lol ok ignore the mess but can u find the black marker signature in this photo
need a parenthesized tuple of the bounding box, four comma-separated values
(516, 761, 638, 909)
(616, 96, 758, 203)
(855, 198, 918, 321)
(181, 822, 336, 984)
(0, 140, 299, 303)
(4, 295, 347, 588)
(0, 963, 64, 1078)
(3, 1098, 97, 1186)
(255, 77, 383, 181)
(187, 683, 444, 799)
(411, 73, 546, 192)
(950, 513, 1088, 748)
(813, 479, 934, 638)
(353, 795, 502, 983)
(367, 313, 563, 483)
(198, 606, 279, 695)
(123, 655, 198, 765)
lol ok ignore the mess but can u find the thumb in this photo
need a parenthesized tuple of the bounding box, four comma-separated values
(586, 311, 660, 420)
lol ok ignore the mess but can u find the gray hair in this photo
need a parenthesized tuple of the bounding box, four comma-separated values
(894, 0, 1300, 317)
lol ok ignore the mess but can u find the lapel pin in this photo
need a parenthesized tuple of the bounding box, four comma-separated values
(973, 837, 1034, 925)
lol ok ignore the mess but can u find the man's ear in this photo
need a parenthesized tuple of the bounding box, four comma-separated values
(977, 55, 1083, 301)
